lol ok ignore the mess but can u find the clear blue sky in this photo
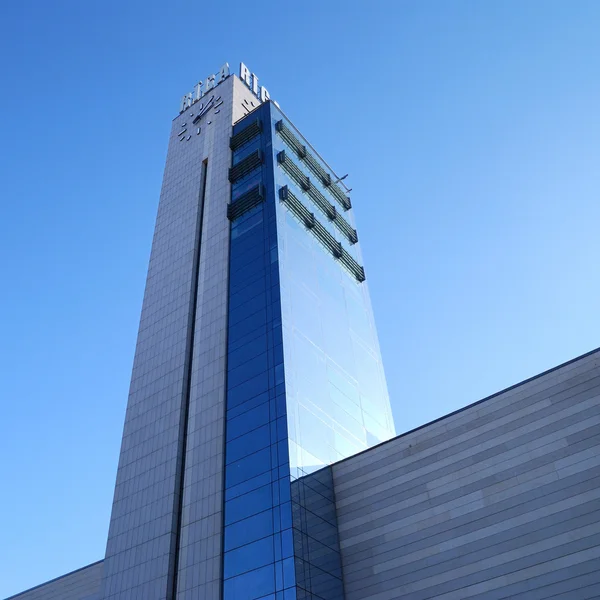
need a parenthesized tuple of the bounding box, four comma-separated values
(1, 1, 599, 596)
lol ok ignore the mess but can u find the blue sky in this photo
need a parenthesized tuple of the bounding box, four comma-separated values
(1, 1, 599, 596)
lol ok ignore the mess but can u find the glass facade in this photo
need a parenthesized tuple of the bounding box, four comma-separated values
(223, 101, 395, 600)
(270, 105, 396, 478)
(224, 107, 295, 599)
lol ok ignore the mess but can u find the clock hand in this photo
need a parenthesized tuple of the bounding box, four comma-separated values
(193, 96, 215, 124)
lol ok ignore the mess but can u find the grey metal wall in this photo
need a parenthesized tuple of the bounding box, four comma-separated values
(6, 561, 103, 600)
(333, 349, 600, 600)
(174, 76, 260, 600)
(100, 75, 260, 600)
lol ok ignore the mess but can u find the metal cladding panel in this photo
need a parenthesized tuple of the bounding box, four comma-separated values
(174, 76, 262, 600)
(99, 75, 260, 600)
(5, 562, 104, 600)
(333, 349, 600, 600)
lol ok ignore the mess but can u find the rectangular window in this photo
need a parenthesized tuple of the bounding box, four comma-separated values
(225, 471, 272, 502)
(230, 280, 266, 312)
(225, 425, 271, 465)
(225, 483, 272, 525)
(226, 447, 271, 488)
(227, 310, 267, 346)
(223, 564, 275, 600)
(227, 390, 270, 421)
(224, 509, 274, 552)
(223, 536, 275, 579)
(227, 402, 271, 442)
(227, 372, 269, 410)
(229, 294, 268, 327)
(233, 136, 261, 164)
(227, 352, 269, 389)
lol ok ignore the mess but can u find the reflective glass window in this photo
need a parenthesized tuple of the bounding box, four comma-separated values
(228, 313, 267, 346)
(228, 338, 267, 371)
(226, 447, 271, 488)
(229, 295, 268, 327)
(227, 372, 269, 410)
(225, 425, 271, 465)
(227, 402, 270, 442)
(233, 136, 261, 164)
(230, 279, 266, 310)
(227, 390, 269, 420)
(225, 483, 272, 524)
(228, 352, 269, 389)
(230, 255, 266, 281)
(223, 564, 275, 600)
(225, 471, 272, 502)
(232, 170, 263, 198)
(224, 536, 275, 579)
(228, 329, 268, 356)
(224, 509, 273, 552)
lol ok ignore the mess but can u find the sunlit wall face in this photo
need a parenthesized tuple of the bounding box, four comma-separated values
(222, 101, 395, 599)
(269, 105, 396, 480)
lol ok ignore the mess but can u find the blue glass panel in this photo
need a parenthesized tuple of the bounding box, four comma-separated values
(230, 229, 265, 257)
(230, 245, 266, 273)
(275, 561, 283, 592)
(281, 528, 294, 559)
(223, 564, 275, 600)
(282, 557, 295, 589)
(227, 372, 269, 410)
(230, 257, 266, 282)
(228, 329, 268, 355)
(232, 170, 263, 199)
(277, 439, 289, 465)
(226, 447, 271, 488)
(224, 509, 273, 552)
(228, 340, 267, 371)
(224, 536, 275, 579)
(228, 308, 267, 340)
(231, 208, 263, 238)
(230, 293, 269, 325)
(274, 363, 284, 385)
(225, 425, 271, 464)
(225, 484, 272, 524)
(227, 402, 271, 442)
(230, 293, 268, 325)
(225, 471, 272, 502)
(229, 268, 265, 296)
(278, 477, 291, 503)
(227, 391, 270, 420)
(275, 416, 288, 442)
(230, 279, 266, 310)
(279, 502, 292, 530)
(228, 352, 269, 389)
(233, 136, 261, 163)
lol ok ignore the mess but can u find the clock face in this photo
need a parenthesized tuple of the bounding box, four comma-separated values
(177, 94, 223, 142)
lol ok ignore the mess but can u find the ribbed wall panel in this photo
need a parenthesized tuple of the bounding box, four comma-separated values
(333, 349, 600, 600)
(6, 562, 103, 600)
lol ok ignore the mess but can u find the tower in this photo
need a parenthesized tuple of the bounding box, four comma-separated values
(100, 63, 395, 600)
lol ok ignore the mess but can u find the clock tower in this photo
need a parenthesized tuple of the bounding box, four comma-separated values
(99, 66, 394, 600)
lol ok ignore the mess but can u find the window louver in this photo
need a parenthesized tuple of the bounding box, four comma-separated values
(279, 186, 365, 282)
(277, 151, 358, 245)
(228, 149, 263, 183)
(227, 184, 264, 221)
(275, 120, 352, 210)
(230, 118, 262, 150)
